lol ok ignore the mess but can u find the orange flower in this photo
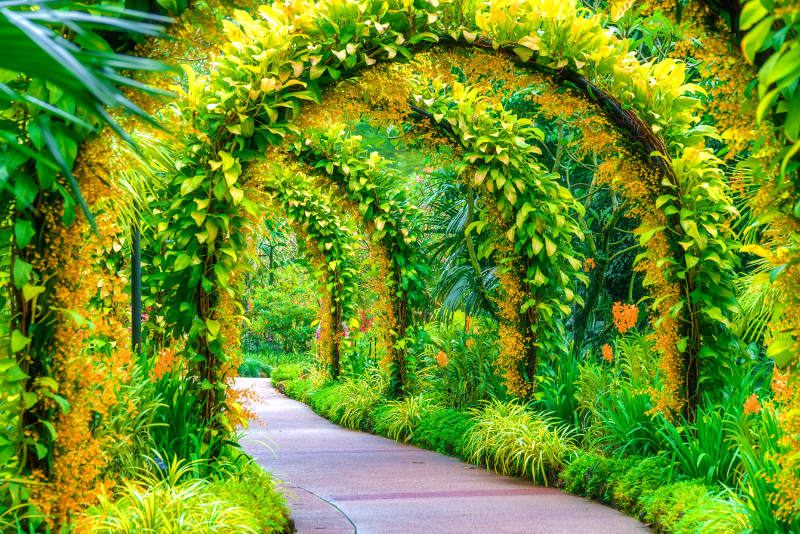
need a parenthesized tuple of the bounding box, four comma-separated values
(436, 350, 448, 367)
(602, 343, 614, 362)
(466, 338, 476, 349)
(584, 257, 596, 272)
(612, 302, 639, 334)
(150, 348, 179, 382)
(771, 367, 794, 404)
(743, 393, 761, 415)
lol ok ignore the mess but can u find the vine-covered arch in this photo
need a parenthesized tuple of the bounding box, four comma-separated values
(247, 159, 359, 379)
(300, 69, 589, 396)
(174, 0, 738, 419)
(291, 129, 429, 395)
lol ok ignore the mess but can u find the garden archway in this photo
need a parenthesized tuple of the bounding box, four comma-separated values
(175, 0, 738, 419)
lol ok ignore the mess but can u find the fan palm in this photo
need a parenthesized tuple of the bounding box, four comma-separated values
(0, 0, 172, 220)
(423, 172, 498, 320)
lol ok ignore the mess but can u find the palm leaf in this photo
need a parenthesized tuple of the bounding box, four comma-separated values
(0, 0, 173, 222)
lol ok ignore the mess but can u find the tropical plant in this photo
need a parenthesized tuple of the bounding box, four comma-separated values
(420, 318, 507, 409)
(594, 387, 666, 456)
(465, 399, 576, 485)
(657, 405, 742, 488)
(337, 375, 385, 430)
(149, 376, 242, 479)
(374, 395, 437, 443)
(87, 458, 258, 534)
(536, 355, 581, 428)
(730, 406, 800, 532)
(0, 1, 171, 525)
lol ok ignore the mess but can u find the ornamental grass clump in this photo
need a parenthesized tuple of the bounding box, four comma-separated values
(465, 399, 576, 485)
(337, 375, 385, 430)
(374, 395, 437, 443)
(87, 459, 258, 534)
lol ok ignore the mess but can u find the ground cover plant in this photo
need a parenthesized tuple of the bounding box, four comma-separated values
(1, 0, 800, 531)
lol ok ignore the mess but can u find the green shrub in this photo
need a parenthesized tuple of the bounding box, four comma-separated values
(207, 461, 290, 534)
(244, 264, 317, 354)
(610, 454, 674, 512)
(560, 451, 631, 502)
(412, 408, 475, 458)
(238, 358, 271, 378)
(271, 364, 304, 383)
(671, 492, 748, 534)
(642, 480, 715, 532)
(561, 452, 673, 513)
(243, 350, 313, 369)
(283, 378, 315, 401)
(374, 395, 437, 442)
(464, 399, 576, 485)
(558, 452, 745, 532)
(308, 384, 345, 421)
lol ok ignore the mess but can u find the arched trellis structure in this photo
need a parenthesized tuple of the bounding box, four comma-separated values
(250, 135, 429, 395)
(307, 71, 587, 396)
(247, 160, 360, 380)
(410, 79, 586, 396)
(291, 129, 430, 395)
(167, 0, 739, 420)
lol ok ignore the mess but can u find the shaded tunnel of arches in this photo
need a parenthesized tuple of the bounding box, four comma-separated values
(235, 45, 728, 406)
(156, 0, 740, 421)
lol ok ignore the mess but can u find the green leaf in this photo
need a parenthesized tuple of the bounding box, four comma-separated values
(174, 254, 193, 270)
(229, 186, 244, 204)
(10, 330, 31, 353)
(13, 258, 32, 288)
(741, 16, 774, 62)
(190, 210, 206, 226)
(530, 236, 543, 255)
(740, 0, 768, 30)
(513, 46, 535, 62)
(22, 284, 45, 301)
(544, 236, 556, 256)
(34, 443, 48, 460)
(408, 32, 438, 44)
(53, 307, 85, 326)
(14, 219, 35, 249)
(766, 336, 794, 368)
(206, 318, 221, 338)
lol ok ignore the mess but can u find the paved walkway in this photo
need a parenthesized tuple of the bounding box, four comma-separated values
(237, 378, 650, 534)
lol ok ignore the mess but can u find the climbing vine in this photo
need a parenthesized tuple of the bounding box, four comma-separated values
(293, 127, 429, 394)
(248, 156, 359, 378)
(410, 79, 586, 395)
(4, 0, 799, 527)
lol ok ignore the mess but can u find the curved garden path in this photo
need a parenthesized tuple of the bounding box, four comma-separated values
(238, 378, 651, 534)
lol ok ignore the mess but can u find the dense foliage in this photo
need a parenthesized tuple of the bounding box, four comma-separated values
(1, 0, 799, 531)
